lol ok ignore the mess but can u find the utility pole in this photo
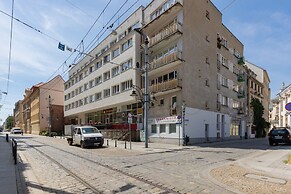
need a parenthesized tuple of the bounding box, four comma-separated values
(48, 95, 52, 136)
(144, 36, 149, 148)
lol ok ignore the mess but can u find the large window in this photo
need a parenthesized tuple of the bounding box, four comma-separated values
(112, 85, 120, 95)
(121, 59, 132, 72)
(104, 54, 110, 64)
(89, 95, 95, 103)
(169, 124, 176, 133)
(121, 80, 132, 91)
(121, 38, 133, 52)
(112, 48, 120, 58)
(89, 80, 94, 88)
(95, 92, 102, 101)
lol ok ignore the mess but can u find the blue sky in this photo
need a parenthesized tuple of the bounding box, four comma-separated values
(0, 0, 290, 124)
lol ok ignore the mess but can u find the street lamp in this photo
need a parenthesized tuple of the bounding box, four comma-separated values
(132, 29, 150, 148)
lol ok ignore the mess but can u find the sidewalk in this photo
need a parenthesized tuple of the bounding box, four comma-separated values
(0, 133, 17, 194)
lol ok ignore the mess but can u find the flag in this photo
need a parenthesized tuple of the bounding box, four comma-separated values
(58, 42, 65, 51)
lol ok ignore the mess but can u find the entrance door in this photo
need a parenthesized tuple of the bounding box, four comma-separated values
(205, 124, 209, 142)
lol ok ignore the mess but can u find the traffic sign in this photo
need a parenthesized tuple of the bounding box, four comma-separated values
(285, 103, 291, 111)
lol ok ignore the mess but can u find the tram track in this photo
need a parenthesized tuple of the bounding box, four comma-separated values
(20, 138, 178, 194)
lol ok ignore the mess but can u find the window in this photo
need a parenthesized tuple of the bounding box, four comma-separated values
(89, 66, 94, 73)
(89, 80, 94, 88)
(121, 59, 132, 72)
(104, 89, 110, 98)
(151, 124, 157, 133)
(79, 99, 84, 106)
(95, 61, 102, 70)
(75, 88, 79, 95)
(104, 54, 110, 64)
(121, 38, 133, 52)
(206, 10, 210, 20)
(171, 96, 177, 115)
(121, 80, 132, 91)
(79, 73, 83, 81)
(112, 48, 120, 58)
(112, 66, 120, 77)
(119, 31, 127, 40)
(160, 124, 166, 133)
(169, 71, 177, 80)
(101, 45, 109, 54)
(75, 101, 79, 108)
(84, 83, 88, 91)
(75, 76, 78, 83)
(71, 91, 75, 98)
(89, 95, 95, 103)
(79, 86, 84, 94)
(84, 70, 88, 77)
(95, 76, 102, 85)
(95, 92, 102, 101)
(222, 76, 228, 87)
(112, 85, 120, 95)
(169, 124, 176, 133)
(103, 71, 110, 81)
(84, 97, 88, 105)
(222, 95, 228, 106)
(110, 39, 117, 47)
(159, 99, 164, 106)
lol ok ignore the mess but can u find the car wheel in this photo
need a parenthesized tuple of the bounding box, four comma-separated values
(98, 143, 103, 148)
(80, 141, 85, 149)
(68, 140, 73, 146)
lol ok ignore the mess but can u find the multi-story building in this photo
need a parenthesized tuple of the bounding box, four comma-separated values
(64, 8, 143, 128)
(245, 61, 270, 121)
(141, 0, 247, 144)
(270, 83, 291, 128)
(13, 100, 23, 128)
(16, 75, 64, 134)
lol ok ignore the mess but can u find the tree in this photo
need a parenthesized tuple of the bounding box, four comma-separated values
(5, 116, 14, 130)
(250, 98, 269, 137)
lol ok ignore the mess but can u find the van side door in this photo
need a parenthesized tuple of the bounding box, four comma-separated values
(74, 128, 82, 145)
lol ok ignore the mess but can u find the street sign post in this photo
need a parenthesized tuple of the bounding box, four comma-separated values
(285, 102, 291, 111)
(128, 113, 132, 149)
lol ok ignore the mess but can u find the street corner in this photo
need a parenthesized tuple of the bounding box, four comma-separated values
(210, 164, 291, 194)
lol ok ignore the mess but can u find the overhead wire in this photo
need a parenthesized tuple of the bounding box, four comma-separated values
(221, 0, 237, 12)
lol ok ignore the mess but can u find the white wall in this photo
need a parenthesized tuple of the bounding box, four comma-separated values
(185, 107, 231, 139)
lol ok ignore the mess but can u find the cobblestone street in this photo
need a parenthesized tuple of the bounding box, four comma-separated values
(12, 135, 291, 193)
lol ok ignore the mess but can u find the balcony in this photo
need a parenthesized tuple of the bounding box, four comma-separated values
(149, 79, 181, 94)
(238, 91, 245, 99)
(149, 22, 182, 48)
(143, 0, 183, 35)
(238, 57, 245, 65)
(237, 73, 245, 82)
(149, 51, 182, 75)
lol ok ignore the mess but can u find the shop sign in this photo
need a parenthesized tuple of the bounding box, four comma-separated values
(156, 116, 179, 124)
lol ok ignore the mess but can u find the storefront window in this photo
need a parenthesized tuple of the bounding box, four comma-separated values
(160, 124, 166, 133)
(169, 124, 176, 133)
(151, 124, 157, 133)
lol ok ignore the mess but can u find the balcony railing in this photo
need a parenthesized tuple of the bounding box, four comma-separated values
(238, 91, 245, 98)
(149, 22, 182, 47)
(237, 73, 245, 82)
(238, 57, 245, 65)
(149, 51, 182, 71)
(149, 79, 180, 93)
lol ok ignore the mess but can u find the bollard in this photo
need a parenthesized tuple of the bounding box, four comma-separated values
(107, 140, 109, 146)
(11, 139, 17, 164)
(115, 140, 117, 147)
(6, 134, 8, 142)
(125, 141, 127, 149)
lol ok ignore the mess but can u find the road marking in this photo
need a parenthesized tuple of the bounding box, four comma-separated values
(245, 173, 287, 185)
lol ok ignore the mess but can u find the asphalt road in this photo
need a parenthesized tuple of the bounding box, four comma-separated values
(10, 134, 291, 194)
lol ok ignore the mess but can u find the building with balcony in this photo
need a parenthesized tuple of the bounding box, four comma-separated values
(140, 0, 248, 144)
(270, 83, 291, 128)
(15, 75, 64, 134)
(64, 7, 144, 131)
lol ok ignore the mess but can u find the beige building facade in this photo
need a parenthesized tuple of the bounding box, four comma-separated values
(14, 75, 64, 135)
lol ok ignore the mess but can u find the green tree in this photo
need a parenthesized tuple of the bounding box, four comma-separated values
(251, 98, 269, 137)
(5, 116, 14, 130)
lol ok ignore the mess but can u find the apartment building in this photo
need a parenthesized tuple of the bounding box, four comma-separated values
(15, 75, 64, 134)
(270, 84, 291, 128)
(64, 8, 143, 128)
(141, 0, 247, 144)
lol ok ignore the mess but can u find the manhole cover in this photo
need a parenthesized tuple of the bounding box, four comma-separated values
(226, 158, 236, 161)
(196, 157, 204, 160)
(245, 173, 286, 185)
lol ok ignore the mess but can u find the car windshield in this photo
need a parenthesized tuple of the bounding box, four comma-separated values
(82, 127, 99, 134)
(271, 129, 288, 135)
(13, 128, 21, 131)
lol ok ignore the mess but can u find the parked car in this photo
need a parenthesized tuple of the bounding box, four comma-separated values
(11, 127, 23, 134)
(268, 127, 291, 146)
